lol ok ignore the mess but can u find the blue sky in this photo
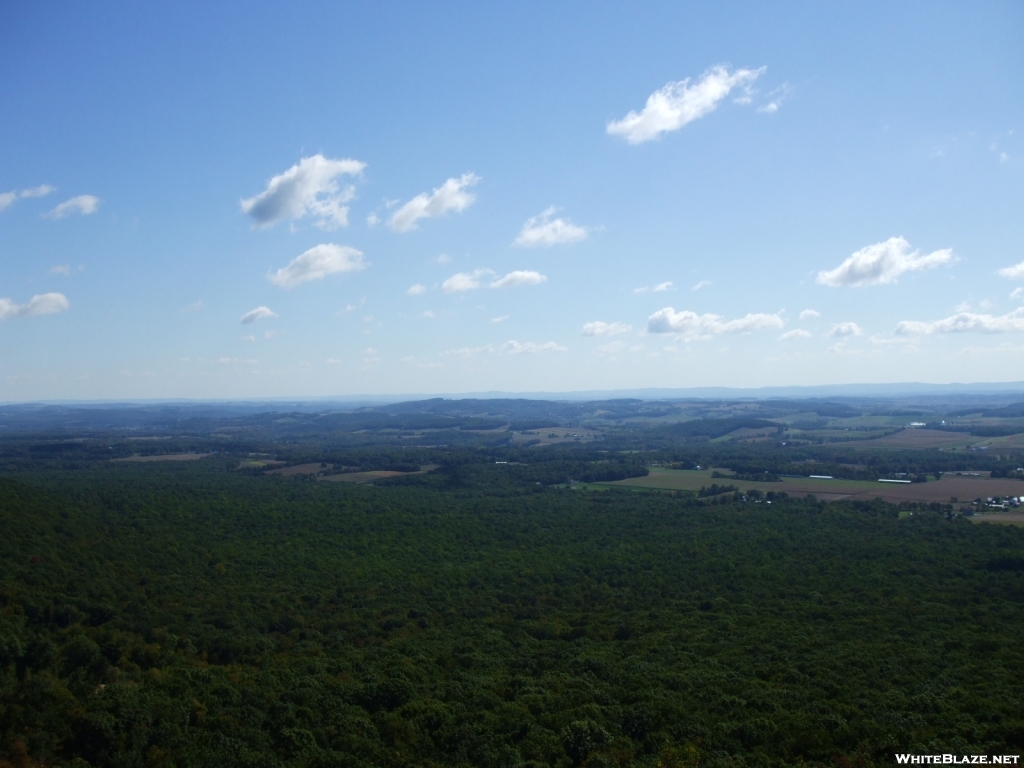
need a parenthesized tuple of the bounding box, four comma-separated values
(1, 1, 1022, 400)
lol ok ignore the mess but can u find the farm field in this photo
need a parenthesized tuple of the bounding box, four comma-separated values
(509, 426, 603, 445)
(112, 452, 212, 462)
(971, 512, 1024, 526)
(608, 467, 1024, 504)
(320, 463, 439, 483)
(853, 428, 974, 449)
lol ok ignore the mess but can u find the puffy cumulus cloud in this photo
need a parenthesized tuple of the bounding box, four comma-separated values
(513, 207, 588, 247)
(799, 309, 820, 320)
(388, 173, 479, 232)
(240, 155, 365, 230)
(240, 306, 278, 324)
(828, 322, 863, 337)
(268, 244, 365, 289)
(503, 340, 567, 354)
(781, 329, 811, 340)
(490, 270, 547, 288)
(895, 308, 1024, 336)
(45, 195, 100, 219)
(407, 284, 427, 296)
(816, 237, 954, 287)
(0, 292, 69, 321)
(442, 270, 488, 292)
(998, 260, 1024, 280)
(582, 321, 632, 337)
(607, 65, 765, 144)
(647, 307, 784, 339)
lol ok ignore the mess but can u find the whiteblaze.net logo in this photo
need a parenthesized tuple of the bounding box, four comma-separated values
(895, 756, 1020, 765)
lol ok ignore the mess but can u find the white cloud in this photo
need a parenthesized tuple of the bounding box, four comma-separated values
(895, 308, 1024, 335)
(268, 244, 366, 289)
(635, 281, 674, 294)
(799, 309, 820, 320)
(828, 322, 863, 337)
(388, 173, 479, 232)
(0, 292, 70, 321)
(1, 185, 56, 212)
(756, 83, 792, 114)
(366, 212, 379, 227)
(180, 300, 204, 313)
(49, 264, 72, 276)
(491, 315, 508, 323)
(435, 254, 452, 264)
(503, 340, 567, 354)
(45, 195, 100, 219)
(240, 306, 278, 324)
(691, 280, 710, 291)
(442, 270, 489, 292)
(998, 260, 1024, 280)
(582, 321, 632, 337)
(513, 207, 588, 247)
(607, 65, 765, 144)
(21, 184, 54, 198)
(240, 154, 365, 230)
(407, 283, 427, 295)
(1001, 152, 1010, 163)
(647, 307, 784, 339)
(1011, 287, 1024, 300)
(781, 329, 811, 340)
(490, 270, 547, 288)
(421, 310, 436, 319)
(816, 237, 954, 287)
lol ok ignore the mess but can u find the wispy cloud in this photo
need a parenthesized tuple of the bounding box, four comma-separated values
(45, 195, 100, 219)
(582, 321, 632, 337)
(607, 65, 765, 144)
(407, 284, 427, 295)
(389, 173, 479, 232)
(269, 244, 366, 289)
(817, 237, 954, 287)
(828, 322, 863, 337)
(240, 306, 278, 324)
(1011, 287, 1024, 301)
(240, 154, 365, 230)
(490, 270, 547, 288)
(180, 300, 204, 313)
(0, 184, 55, 213)
(49, 264, 72, 276)
(799, 309, 820, 320)
(691, 280, 710, 291)
(896, 308, 1024, 335)
(647, 307, 784, 339)
(0, 293, 70, 321)
(442, 344, 494, 359)
(756, 83, 792, 114)
(634, 281, 673, 294)
(513, 207, 588, 247)
(503, 340, 567, 354)
(491, 315, 509, 323)
(781, 329, 811, 340)
(998, 260, 1024, 280)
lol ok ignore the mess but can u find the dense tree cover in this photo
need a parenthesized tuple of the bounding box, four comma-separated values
(2, 461, 1023, 767)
